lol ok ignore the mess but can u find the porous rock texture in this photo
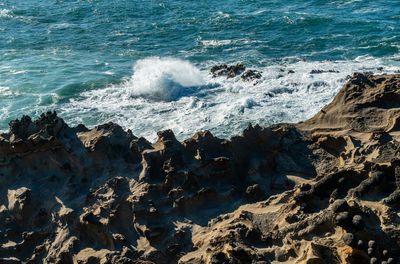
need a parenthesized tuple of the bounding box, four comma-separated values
(1, 74, 400, 263)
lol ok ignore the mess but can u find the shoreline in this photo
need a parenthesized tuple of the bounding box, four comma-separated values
(1, 73, 400, 263)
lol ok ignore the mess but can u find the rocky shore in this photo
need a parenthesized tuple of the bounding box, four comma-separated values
(1, 73, 400, 263)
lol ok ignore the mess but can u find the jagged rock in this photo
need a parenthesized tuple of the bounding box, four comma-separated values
(241, 69, 262, 81)
(210, 64, 246, 78)
(7, 187, 32, 222)
(299, 73, 400, 131)
(1, 74, 400, 263)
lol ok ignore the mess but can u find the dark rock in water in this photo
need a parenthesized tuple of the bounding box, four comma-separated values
(310, 69, 339, 74)
(210, 64, 246, 78)
(241, 69, 262, 81)
(210, 63, 262, 82)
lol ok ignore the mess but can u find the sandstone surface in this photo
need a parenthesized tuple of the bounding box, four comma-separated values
(1, 74, 400, 263)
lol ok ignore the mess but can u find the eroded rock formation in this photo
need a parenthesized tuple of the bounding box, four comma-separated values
(1, 74, 400, 263)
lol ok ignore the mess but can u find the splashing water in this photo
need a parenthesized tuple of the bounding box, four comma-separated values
(126, 57, 205, 101)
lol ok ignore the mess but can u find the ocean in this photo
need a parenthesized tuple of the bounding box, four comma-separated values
(1, 0, 400, 141)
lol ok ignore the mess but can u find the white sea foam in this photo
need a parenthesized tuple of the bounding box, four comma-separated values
(200, 38, 257, 48)
(217, 11, 231, 18)
(251, 10, 267, 15)
(0, 86, 12, 96)
(59, 56, 400, 142)
(0, 9, 11, 18)
(124, 57, 205, 101)
(237, 98, 259, 113)
(50, 23, 74, 29)
(201, 40, 232, 47)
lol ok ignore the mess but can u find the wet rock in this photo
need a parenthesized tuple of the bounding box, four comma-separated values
(310, 69, 339, 74)
(241, 69, 262, 81)
(210, 64, 246, 78)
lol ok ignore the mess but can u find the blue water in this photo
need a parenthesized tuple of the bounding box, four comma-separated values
(1, 0, 400, 140)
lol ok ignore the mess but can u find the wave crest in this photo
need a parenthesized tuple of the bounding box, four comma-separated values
(0, 9, 12, 18)
(126, 57, 205, 101)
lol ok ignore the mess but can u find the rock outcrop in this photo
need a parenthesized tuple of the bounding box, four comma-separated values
(1, 73, 400, 263)
(210, 64, 262, 82)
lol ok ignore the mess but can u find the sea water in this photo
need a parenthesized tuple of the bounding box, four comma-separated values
(1, 0, 400, 141)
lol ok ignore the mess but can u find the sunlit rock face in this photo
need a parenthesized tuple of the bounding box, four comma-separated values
(1, 74, 400, 263)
